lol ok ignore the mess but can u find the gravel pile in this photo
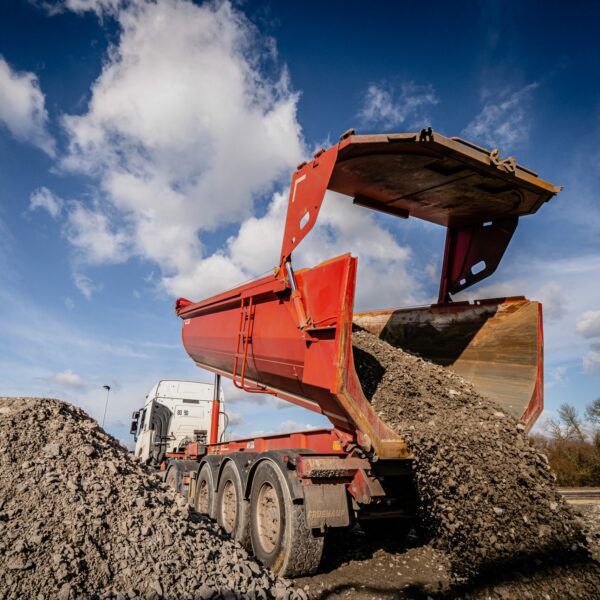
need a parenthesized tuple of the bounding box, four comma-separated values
(352, 329, 596, 588)
(0, 397, 302, 600)
(299, 522, 600, 600)
(575, 504, 600, 560)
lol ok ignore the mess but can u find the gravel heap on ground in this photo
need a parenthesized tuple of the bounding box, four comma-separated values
(575, 504, 600, 560)
(352, 329, 596, 589)
(299, 522, 600, 600)
(0, 397, 302, 600)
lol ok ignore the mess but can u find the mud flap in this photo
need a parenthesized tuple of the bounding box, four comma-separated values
(303, 484, 350, 529)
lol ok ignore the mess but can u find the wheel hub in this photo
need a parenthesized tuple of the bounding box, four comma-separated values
(221, 480, 237, 533)
(256, 482, 280, 553)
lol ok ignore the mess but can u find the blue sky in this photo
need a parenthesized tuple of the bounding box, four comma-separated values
(1, 0, 599, 444)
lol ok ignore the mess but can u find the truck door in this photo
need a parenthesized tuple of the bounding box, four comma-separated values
(134, 407, 151, 461)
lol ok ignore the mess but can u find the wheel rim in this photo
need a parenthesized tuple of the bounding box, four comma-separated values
(256, 481, 280, 554)
(197, 479, 209, 513)
(221, 479, 237, 533)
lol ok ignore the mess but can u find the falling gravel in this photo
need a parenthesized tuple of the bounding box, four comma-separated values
(352, 329, 598, 588)
(0, 397, 302, 600)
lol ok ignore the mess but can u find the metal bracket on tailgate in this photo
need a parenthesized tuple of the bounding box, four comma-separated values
(438, 217, 519, 303)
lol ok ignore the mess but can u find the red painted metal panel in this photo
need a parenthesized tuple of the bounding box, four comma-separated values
(178, 255, 358, 431)
(521, 302, 544, 430)
(208, 428, 347, 456)
(438, 218, 519, 303)
(280, 146, 339, 265)
(177, 254, 409, 459)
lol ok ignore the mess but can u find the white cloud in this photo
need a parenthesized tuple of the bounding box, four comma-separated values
(37, 0, 127, 17)
(64, 297, 75, 310)
(50, 369, 90, 389)
(29, 187, 64, 219)
(278, 420, 316, 432)
(583, 346, 600, 374)
(30, 189, 123, 296)
(247, 420, 319, 438)
(58, 0, 125, 15)
(358, 81, 438, 129)
(546, 365, 568, 389)
(226, 411, 244, 427)
(169, 190, 418, 309)
(60, 0, 303, 294)
(576, 310, 600, 339)
(578, 310, 600, 374)
(54, 1, 419, 310)
(163, 251, 247, 300)
(462, 82, 538, 151)
(73, 272, 101, 299)
(65, 202, 129, 265)
(537, 281, 565, 321)
(0, 56, 55, 156)
(459, 278, 566, 321)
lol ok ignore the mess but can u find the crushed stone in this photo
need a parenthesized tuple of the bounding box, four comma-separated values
(0, 397, 301, 600)
(352, 328, 599, 594)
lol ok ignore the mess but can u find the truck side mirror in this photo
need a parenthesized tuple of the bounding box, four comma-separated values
(130, 420, 138, 436)
(132, 410, 140, 420)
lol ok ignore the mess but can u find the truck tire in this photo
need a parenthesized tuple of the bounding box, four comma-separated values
(216, 462, 250, 548)
(165, 465, 179, 492)
(249, 460, 323, 577)
(195, 463, 216, 519)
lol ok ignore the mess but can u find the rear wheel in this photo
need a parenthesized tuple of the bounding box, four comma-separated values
(165, 465, 179, 492)
(249, 461, 324, 577)
(195, 463, 216, 519)
(216, 462, 250, 548)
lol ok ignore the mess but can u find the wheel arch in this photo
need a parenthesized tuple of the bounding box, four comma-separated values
(208, 450, 310, 502)
(243, 451, 304, 502)
(198, 455, 221, 496)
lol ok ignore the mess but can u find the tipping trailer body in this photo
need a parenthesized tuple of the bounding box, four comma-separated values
(176, 129, 558, 455)
(170, 129, 560, 576)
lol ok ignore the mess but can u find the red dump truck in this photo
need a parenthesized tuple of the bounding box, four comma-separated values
(164, 128, 560, 576)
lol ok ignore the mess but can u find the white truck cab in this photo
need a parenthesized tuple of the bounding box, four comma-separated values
(130, 379, 225, 465)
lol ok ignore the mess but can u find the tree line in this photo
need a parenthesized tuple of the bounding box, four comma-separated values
(530, 398, 600, 487)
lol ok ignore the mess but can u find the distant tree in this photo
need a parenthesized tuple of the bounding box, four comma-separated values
(586, 398, 600, 448)
(585, 397, 600, 428)
(535, 399, 600, 486)
(557, 403, 586, 442)
(545, 417, 565, 441)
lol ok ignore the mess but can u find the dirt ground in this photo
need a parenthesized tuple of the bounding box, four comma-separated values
(296, 525, 450, 599)
(297, 505, 600, 599)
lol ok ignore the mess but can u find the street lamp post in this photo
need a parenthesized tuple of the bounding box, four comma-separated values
(101, 385, 111, 429)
